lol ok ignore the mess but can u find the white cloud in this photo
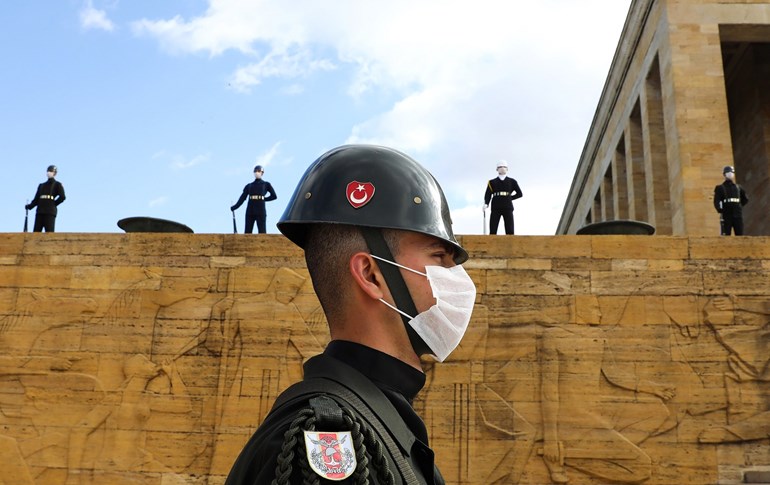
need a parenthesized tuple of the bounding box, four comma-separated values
(172, 153, 210, 170)
(227, 141, 287, 176)
(148, 196, 168, 207)
(228, 49, 335, 93)
(132, 1, 323, 56)
(450, 204, 489, 236)
(79, 0, 115, 32)
(254, 141, 282, 168)
(152, 150, 210, 170)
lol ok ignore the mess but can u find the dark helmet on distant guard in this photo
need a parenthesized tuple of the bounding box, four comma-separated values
(277, 144, 467, 264)
(254, 165, 264, 172)
(723, 165, 734, 174)
(47, 165, 57, 173)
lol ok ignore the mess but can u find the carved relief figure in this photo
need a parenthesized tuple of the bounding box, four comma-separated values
(1, 434, 34, 485)
(66, 354, 192, 484)
(205, 267, 320, 473)
(0, 358, 71, 485)
(417, 305, 534, 484)
(469, 308, 557, 485)
(421, 305, 539, 485)
(700, 296, 770, 444)
(0, 292, 98, 356)
(90, 270, 210, 359)
(539, 324, 675, 484)
(0, 357, 98, 485)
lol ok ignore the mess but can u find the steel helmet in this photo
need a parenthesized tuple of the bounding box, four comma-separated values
(47, 165, 57, 173)
(723, 165, 734, 174)
(254, 165, 264, 172)
(278, 144, 467, 263)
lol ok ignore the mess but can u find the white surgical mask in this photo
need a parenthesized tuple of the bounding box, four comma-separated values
(372, 255, 476, 362)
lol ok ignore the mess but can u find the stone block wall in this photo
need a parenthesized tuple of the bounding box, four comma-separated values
(1, 233, 769, 484)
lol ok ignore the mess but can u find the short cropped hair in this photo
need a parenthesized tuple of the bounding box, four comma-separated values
(304, 224, 401, 324)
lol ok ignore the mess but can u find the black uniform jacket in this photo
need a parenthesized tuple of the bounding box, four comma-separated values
(713, 180, 748, 217)
(27, 178, 66, 215)
(232, 179, 277, 215)
(225, 340, 444, 485)
(484, 176, 522, 211)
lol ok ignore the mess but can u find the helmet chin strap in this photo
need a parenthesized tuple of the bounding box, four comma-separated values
(360, 227, 431, 357)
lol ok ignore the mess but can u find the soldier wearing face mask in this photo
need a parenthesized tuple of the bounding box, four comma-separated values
(231, 165, 277, 233)
(25, 165, 66, 232)
(714, 165, 748, 235)
(483, 160, 523, 235)
(226, 145, 476, 485)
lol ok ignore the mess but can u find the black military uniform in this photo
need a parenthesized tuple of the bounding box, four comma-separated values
(25, 165, 66, 232)
(484, 175, 522, 235)
(226, 341, 443, 485)
(713, 166, 748, 235)
(231, 165, 277, 234)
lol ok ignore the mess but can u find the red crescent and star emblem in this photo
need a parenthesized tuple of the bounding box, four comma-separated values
(345, 181, 375, 209)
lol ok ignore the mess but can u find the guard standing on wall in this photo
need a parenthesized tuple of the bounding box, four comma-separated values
(713, 165, 748, 235)
(25, 165, 66, 232)
(225, 145, 476, 484)
(230, 165, 277, 234)
(484, 160, 523, 234)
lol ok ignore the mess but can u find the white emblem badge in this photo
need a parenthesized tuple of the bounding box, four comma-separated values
(304, 431, 357, 481)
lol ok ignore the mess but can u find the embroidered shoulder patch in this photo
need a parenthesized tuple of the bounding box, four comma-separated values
(304, 430, 357, 481)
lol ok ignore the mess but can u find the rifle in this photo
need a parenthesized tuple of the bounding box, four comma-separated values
(23, 201, 29, 232)
(231, 209, 237, 234)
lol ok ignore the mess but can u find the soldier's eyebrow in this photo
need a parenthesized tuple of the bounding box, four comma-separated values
(423, 240, 455, 256)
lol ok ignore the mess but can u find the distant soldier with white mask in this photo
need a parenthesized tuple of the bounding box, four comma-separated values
(483, 160, 522, 235)
(25, 165, 66, 232)
(713, 165, 748, 235)
(231, 165, 277, 234)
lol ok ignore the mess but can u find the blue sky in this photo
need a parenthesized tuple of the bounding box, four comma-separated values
(1, 0, 631, 235)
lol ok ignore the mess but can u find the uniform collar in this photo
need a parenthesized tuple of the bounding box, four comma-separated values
(324, 340, 426, 403)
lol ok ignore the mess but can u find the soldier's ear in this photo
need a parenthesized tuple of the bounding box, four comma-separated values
(349, 252, 386, 301)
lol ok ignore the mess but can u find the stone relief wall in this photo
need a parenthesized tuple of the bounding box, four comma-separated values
(0, 233, 768, 484)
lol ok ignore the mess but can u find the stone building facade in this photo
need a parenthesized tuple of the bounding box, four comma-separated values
(558, 0, 770, 236)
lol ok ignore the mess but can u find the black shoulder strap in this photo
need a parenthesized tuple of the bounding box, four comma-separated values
(274, 377, 420, 485)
